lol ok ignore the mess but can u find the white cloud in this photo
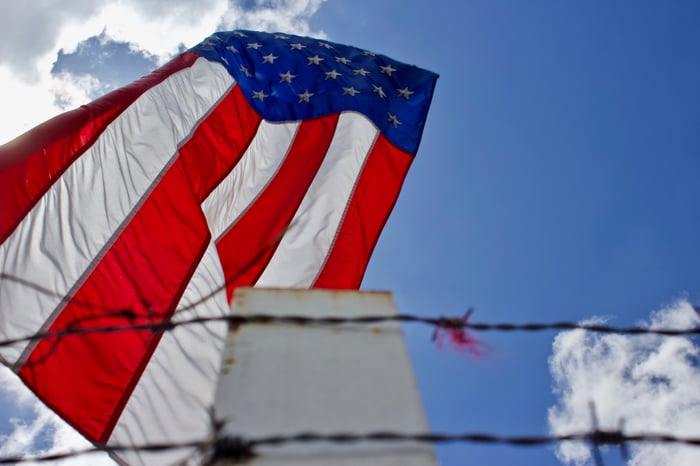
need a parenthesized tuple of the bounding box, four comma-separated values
(51, 72, 110, 110)
(0, 0, 327, 144)
(0, 1, 102, 79)
(0, 367, 114, 465)
(0, 66, 64, 145)
(548, 300, 700, 466)
(220, 0, 327, 37)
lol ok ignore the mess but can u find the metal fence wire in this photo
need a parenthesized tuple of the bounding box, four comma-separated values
(0, 274, 698, 465)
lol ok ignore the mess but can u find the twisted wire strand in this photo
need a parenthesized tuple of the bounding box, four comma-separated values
(0, 311, 697, 350)
(1, 430, 699, 465)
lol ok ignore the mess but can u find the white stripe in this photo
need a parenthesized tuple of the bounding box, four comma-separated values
(202, 120, 300, 239)
(107, 240, 229, 466)
(0, 58, 234, 364)
(256, 113, 378, 288)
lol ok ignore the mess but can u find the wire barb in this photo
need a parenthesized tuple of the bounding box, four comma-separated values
(209, 437, 256, 463)
(1, 273, 697, 353)
(1, 430, 698, 464)
(0, 312, 698, 350)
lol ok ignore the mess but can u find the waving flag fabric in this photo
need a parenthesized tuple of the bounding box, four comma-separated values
(0, 30, 437, 465)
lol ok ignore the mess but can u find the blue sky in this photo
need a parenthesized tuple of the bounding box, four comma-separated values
(1, 1, 699, 465)
(318, 2, 700, 463)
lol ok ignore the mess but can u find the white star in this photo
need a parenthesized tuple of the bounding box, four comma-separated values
(319, 42, 334, 49)
(234, 31, 247, 37)
(325, 69, 342, 80)
(298, 90, 314, 103)
(335, 56, 351, 64)
(252, 90, 269, 101)
(380, 64, 396, 76)
(221, 57, 229, 66)
(397, 87, 415, 99)
(279, 71, 297, 83)
(290, 43, 306, 50)
(226, 45, 239, 54)
(387, 112, 402, 128)
(372, 84, 386, 98)
(343, 86, 359, 96)
(274, 34, 289, 40)
(262, 53, 279, 64)
(240, 64, 251, 77)
(363, 51, 377, 56)
(247, 42, 262, 50)
(307, 55, 324, 65)
(353, 68, 370, 76)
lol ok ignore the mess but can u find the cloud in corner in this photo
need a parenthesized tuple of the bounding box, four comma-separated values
(547, 300, 700, 466)
(0, 0, 329, 143)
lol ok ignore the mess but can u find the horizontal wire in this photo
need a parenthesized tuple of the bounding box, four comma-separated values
(1, 272, 698, 352)
(219, 429, 700, 452)
(0, 313, 698, 350)
(0, 439, 206, 465)
(1, 282, 698, 465)
(1, 430, 699, 465)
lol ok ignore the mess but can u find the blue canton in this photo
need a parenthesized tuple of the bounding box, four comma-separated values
(192, 30, 438, 154)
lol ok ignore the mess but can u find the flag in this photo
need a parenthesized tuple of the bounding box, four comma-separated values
(0, 30, 437, 465)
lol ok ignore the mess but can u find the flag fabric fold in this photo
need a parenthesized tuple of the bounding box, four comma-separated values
(0, 30, 437, 465)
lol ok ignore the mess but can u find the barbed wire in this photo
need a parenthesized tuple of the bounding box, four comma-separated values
(0, 439, 205, 465)
(0, 429, 699, 465)
(0, 310, 698, 351)
(1, 275, 699, 465)
(209, 430, 700, 464)
(1, 271, 698, 354)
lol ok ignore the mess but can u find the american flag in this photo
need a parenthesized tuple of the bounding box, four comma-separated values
(0, 30, 437, 465)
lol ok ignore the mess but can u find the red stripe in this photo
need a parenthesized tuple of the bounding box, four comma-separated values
(0, 52, 200, 245)
(215, 115, 340, 300)
(18, 165, 210, 442)
(313, 134, 413, 289)
(18, 85, 262, 442)
(179, 86, 262, 202)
